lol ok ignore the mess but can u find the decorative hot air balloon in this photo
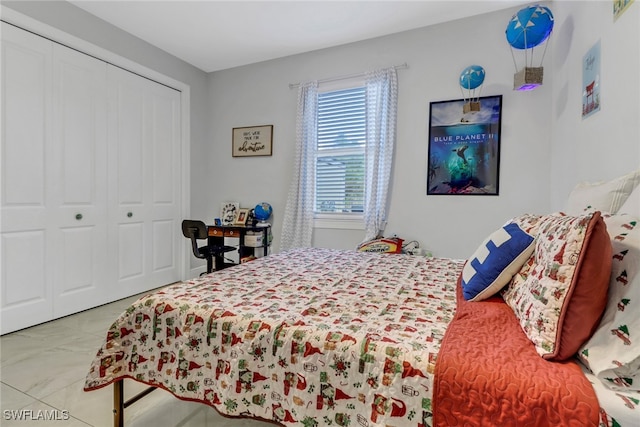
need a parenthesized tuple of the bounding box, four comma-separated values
(505, 5, 554, 91)
(459, 65, 485, 113)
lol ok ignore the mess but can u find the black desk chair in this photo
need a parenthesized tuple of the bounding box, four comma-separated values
(181, 220, 235, 275)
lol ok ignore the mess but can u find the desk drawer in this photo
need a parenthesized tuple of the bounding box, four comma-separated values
(209, 227, 239, 237)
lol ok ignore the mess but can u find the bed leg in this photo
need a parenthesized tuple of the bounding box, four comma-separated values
(113, 379, 124, 427)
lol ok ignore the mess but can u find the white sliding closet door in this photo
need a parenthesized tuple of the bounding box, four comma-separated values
(1, 24, 109, 330)
(51, 43, 108, 317)
(1, 21, 185, 334)
(1, 23, 54, 332)
(107, 66, 181, 299)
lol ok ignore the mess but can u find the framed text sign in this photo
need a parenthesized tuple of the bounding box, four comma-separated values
(427, 95, 502, 195)
(232, 125, 273, 157)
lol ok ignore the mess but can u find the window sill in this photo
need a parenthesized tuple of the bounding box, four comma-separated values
(314, 215, 364, 230)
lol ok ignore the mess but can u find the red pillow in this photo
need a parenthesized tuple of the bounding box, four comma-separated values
(555, 212, 612, 360)
(503, 212, 612, 361)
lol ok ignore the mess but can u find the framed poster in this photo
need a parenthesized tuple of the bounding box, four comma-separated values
(232, 125, 273, 157)
(582, 40, 601, 119)
(613, 0, 635, 20)
(427, 95, 502, 195)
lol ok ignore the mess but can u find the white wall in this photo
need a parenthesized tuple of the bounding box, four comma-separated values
(5, 1, 638, 262)
(206, 5, 553, 259)
(206, 1, 640, 259)
(549, 1, 640, 210)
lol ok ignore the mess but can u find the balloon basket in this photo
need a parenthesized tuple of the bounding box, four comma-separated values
(463, 101, 481, 114)
(255, 220, 270, 227)
(514, 67, 543, 91)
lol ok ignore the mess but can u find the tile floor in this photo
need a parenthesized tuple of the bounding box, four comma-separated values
(0, 292, 272, 427)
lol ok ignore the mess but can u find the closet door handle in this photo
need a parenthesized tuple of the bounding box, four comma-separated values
(75, 213, 83, 221)
(127, 212, 133, 218)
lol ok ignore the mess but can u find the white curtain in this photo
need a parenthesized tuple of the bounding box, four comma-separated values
(362, 67, 398, 242)
(280, 81, 318, 251)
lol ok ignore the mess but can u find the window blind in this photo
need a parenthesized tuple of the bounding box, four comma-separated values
(316, 86, 366, 213)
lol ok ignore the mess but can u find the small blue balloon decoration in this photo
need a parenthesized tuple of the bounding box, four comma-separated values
(459, 65, 485, 90)
(506, 5, 554, 50)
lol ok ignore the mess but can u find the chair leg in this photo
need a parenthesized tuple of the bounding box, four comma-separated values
(206, 256, 213, 274)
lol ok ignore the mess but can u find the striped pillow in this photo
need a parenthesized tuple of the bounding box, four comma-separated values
(565, 169, 640, 215)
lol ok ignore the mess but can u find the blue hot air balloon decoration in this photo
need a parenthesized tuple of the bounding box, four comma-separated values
(506, 5, 554, 49)
(459, 65, 485, 113)
(505, 5, 554, 91)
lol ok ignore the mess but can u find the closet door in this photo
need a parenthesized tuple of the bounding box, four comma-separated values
(51, 44, 108, 317)
(1, 22, 185, 333)
(1, 23, 54, 333)
(1, 24, 110, 333)
(107, 66, 181, 299)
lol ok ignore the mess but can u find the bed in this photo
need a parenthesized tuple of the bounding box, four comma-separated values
(84, 173, 640, 427)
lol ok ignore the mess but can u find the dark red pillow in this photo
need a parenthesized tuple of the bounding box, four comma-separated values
(554, 211, 612, 360)
(503, 212, 612, 361)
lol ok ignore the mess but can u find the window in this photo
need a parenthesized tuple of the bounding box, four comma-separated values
(315, 86, 366, 215)
(281, 68, 396, 248)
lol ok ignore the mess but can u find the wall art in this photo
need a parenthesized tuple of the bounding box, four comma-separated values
(427, 95, 502, 195)
(582, 40, 601, 119)
(614, 0, 634, 20)
(232, 125, 273, 157)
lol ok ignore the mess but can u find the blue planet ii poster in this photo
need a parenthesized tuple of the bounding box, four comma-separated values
(427, 95, 502, 195)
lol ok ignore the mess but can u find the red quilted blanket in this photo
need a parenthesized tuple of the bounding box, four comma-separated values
(433, 281, 601, 426)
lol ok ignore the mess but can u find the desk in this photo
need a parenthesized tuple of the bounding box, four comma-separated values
(207, 224, 271, 270)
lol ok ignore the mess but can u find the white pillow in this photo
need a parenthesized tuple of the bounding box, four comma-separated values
(565, 169, 640, 215)
(618, 184, 640, 216)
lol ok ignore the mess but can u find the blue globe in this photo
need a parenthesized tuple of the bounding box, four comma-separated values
(254, 202, 272, 222)
(459, 65, 485, 90)
(506, 5, 554, 50)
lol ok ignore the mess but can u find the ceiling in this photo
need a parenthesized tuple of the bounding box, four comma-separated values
(68, 1, 531, 73)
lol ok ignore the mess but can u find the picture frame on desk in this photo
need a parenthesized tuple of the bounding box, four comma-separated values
(221, 202, 239, 225)
(234, 208, 249, 225)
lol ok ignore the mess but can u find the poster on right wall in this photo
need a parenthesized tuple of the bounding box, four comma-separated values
(582, 40, 601, 120)
(613, 0, 635, 21)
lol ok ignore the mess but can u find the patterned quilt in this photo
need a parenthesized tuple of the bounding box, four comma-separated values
(84, 248, 464, 426)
